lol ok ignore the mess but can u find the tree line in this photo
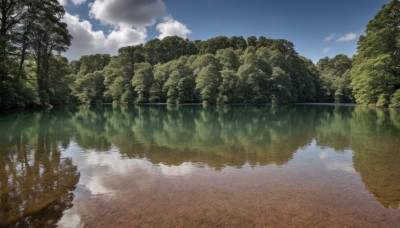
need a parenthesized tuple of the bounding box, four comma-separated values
(0, 0, 399, 111)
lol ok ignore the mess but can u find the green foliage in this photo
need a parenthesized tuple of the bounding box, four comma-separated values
(144, 36, 197, 65)
(162, 57, 195, 104)
(132, 63, 153, 103)
(237, 47, 272, 103)
(0, 79, 36, 110)
(28, 0, 72, 105)
(0, 0, 71, 109)
(317, 55, 354, 102)
(79, 36, 324, 105)
(270, 67, 292, 104)
(47, 56, 75, 104)
(196, 64, 221, 104)
(228, 36, 247, 50)
(218, 69, 239, 104)
(389, 89, 400, 108)
(216, 48, 240, 71)
(73, 71, 105, 104)
(72, 54, 111, 104)
(351, 54, 395, 106)
(351, 0, 400, 107)
(197, 36, 230, 54)
(77, 54, 111, 77)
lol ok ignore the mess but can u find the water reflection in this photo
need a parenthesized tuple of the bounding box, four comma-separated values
(0, 105, 399, 226)
(73, 105, 319, 168)
(316, 107, 400, 208)
(0, 110, 79, 227)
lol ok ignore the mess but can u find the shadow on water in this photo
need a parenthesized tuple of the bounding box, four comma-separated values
(0, 104, 399, 226)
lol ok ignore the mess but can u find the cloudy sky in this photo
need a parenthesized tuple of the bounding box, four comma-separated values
(59, 0, 388, 62)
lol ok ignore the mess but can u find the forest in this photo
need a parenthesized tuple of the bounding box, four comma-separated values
(0, 0, 399, 111)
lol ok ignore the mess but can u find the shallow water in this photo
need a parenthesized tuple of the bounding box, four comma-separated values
(0, 105, 399, 227)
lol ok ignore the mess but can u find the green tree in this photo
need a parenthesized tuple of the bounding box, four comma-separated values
(73, 71, 105, 104)
(103, 57, 132, 103)
(197, 36, 230, 54)
(237, 47, 272, 103)
(132, 62, 153, 103)
(317, 55, 353, 102)
(247, 36, 257, 47)
(218, 68, 239, 104)
(351, 0, 400, 107)
(195, 64, 220, 104)
(352, 54, 395, 106)
(47, 56, 74, 104)
(162, 57, 195, 104)
(72, 54, 110, 103)
(216, 48, 240, 71)
(228, 36, 247, 50)
(103, 45, 144, 104)
(270, 67, 292, 104)
(28, 0, 71, 105)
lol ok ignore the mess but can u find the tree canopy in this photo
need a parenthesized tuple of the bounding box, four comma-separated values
(351, 0, 400, 107)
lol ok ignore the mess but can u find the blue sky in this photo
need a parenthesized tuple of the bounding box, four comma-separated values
(60, 0, 389, 62)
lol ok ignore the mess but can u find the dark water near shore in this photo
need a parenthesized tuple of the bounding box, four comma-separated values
(1, 104, 400, 227)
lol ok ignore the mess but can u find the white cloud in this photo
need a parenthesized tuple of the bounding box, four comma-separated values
(89, 0, 166, 27)
(336, 33, 358, 42)
(156, 16, 192, 39)
(72, 0, 86, 5)
(62, 13, 146, 60)
(58, 0, 67, 6)
(58, 0, 86, 6)
(324, 34, 334, 42)
(60, 0, 192, 60)
(322, 47, 331, 53)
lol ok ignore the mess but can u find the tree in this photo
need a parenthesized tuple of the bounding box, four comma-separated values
(228, 36, 247, 50)
(103, 45, 144, 104)
(247, 36, 257, 47)
(270, 67, 292, 104)
(197, 36, 230, 54)
(46, 56, 74, 104)
(352, 54, 395, 106)
(216, 48, 240, 71)
(144, 38, 163, 65)
(0, 0, 25, 80)
(28, 0, 71, 105)
(237, 47, 272, 103)
(351, 0, 400, 107)
(256, 36, 273, 49)
(73, 71, 105, 104)
(317, 55, 353, 102)
(150, 62, 171, 103)
(76, 54, 110, 77)
(162, 57, 195, 104)
(72, 54, 110, 103)
(218, 68, 239, 104)
(103, 57, 129, 103)
(195, 64, 220, 104)
(132, 63, 153, 103)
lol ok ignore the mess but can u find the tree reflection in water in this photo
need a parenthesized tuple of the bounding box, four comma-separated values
(0, 105, 399, 226)
(0, 110, 79, 227)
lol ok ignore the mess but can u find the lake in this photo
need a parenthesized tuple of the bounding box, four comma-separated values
(1, 104, 400, 227)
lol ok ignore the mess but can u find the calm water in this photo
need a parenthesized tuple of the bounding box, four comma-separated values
(1, 105, 400, 227)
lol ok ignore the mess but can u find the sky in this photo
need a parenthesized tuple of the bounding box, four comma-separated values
(59, 0, 390, 63)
